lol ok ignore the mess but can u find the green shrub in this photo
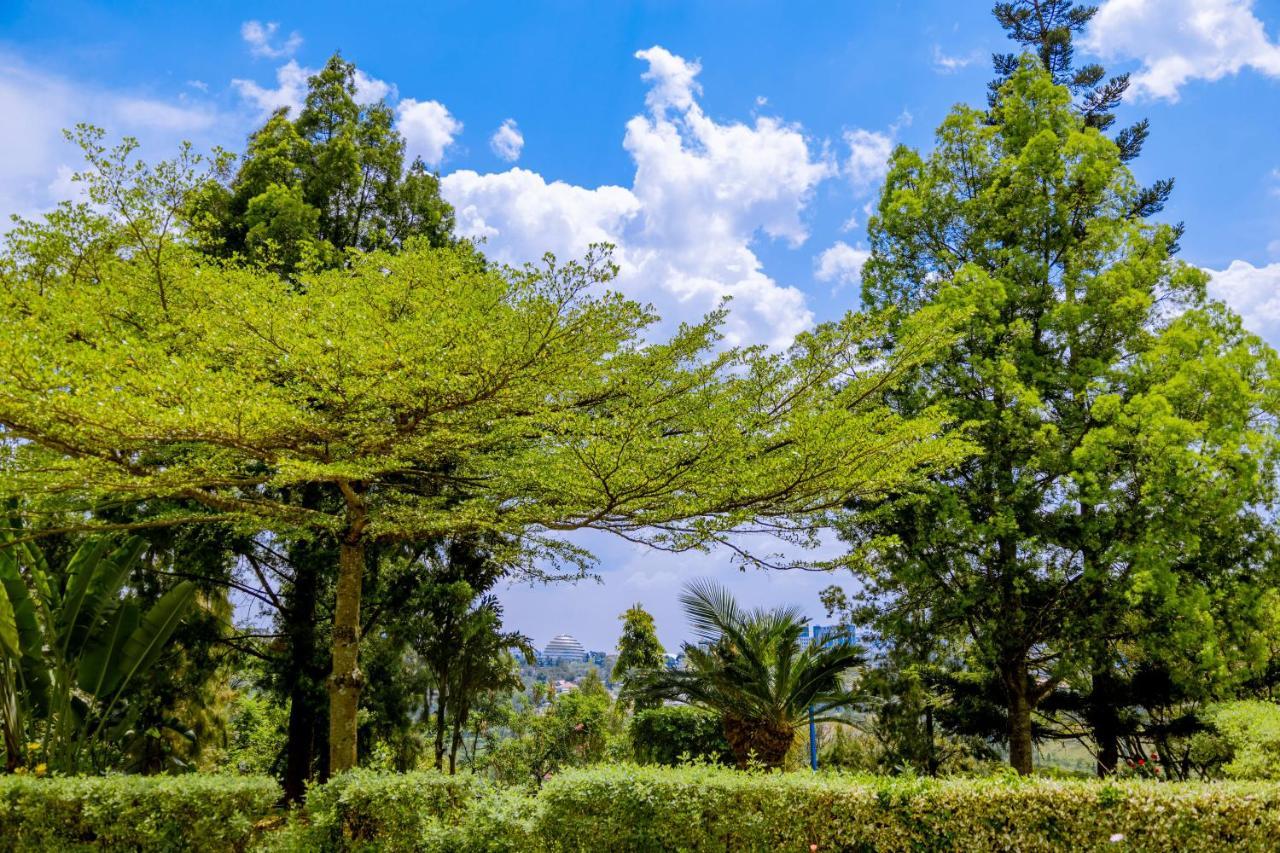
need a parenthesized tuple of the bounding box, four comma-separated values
(537, 764, 1280, 852)
(1200, 700, 1280, 780)
(629, 705, 733, 767)
(0, 774, 278, 852)
(292, 769, 487, 852)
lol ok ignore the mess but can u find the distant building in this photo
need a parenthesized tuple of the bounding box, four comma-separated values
(541, 634, 589, 663)
(798, 624, 856, 649)
(588, 650, 607, 667)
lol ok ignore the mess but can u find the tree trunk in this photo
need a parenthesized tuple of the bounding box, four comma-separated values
(1006, 669, 1034, 775)
(1088, 660, 1122, 778)
(282, 560, 319, 803)
(433, 679, 449, 771)
(722, 715, 794, 769)
(328, 490, 368, 775)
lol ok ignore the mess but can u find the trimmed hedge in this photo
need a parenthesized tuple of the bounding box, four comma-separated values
(538, 765, 1280, 852)
(13, 767, 1280, 851)
(280, 769, 515, 853)
(0, 774, 279, 852)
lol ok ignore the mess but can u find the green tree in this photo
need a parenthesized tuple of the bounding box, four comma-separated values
(189, 53, 454, 273)
(635, 581, 862, 768)
(844, 58, 1280, 775)
(614, 604, 665, 712)
(0, 130, 965, 775)
(184, 53, 459, 798)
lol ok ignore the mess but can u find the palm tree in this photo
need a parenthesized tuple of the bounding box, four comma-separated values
(635, 580, 861, 768)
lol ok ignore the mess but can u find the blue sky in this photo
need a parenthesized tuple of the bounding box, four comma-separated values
(3, 1, 1280, 651)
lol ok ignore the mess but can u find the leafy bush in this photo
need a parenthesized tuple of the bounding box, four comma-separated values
(537, 765, 1280, 852)
(292, 769, 483, 851)
(1198, 700, 1280, 780)
(0, 774, 278, 852)
(630, 705, 733, 766)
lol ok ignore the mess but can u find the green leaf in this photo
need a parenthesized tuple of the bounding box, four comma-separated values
(110, 582, 196, 701)
(0, 577, 17, 658)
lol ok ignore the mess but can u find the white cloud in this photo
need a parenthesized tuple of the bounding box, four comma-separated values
(113, 97, 216, 132)
(489, 118, 523, 162)
(232, 59, 309, 114)
(241, 20, 302, 59)
(843, 128, 893, 194)
(933, 45, 978, 73)
(814, 241, 870, 289)
(233, 60, 393, 117)
(354, 70, 393, 105)
(442, 46, 832, 349)
(398, 98, 462, 168)
(635, 45, 701, 114)
(1084, 0, 1280, 101)
(1206, 259, 1280, 344)
(0, 56, 224, 220)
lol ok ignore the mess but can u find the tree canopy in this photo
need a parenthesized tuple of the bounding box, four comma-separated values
(843, 57, 1280, 775)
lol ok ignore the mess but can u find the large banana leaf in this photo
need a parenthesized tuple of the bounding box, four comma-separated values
(56, 537, 113, 655)
(106, 581, 196, 700)
(78, 599, 140, 699)
(0, 577, 16, 658)
(66, 537, 147, 662)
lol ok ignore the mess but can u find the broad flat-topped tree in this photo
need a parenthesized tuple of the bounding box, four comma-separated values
(0, 142, 967, 771)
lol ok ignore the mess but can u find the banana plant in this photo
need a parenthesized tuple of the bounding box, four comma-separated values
(0, 528, 196, 773)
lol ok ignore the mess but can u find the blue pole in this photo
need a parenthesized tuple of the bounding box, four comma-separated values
(808, 705, 818, 771)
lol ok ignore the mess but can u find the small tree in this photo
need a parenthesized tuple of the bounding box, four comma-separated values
(614, 604, 665, 712)
(636, 581, 862, 768)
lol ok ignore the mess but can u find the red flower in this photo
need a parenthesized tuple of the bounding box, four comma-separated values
(1138, 758, 1145, 766)
(1150, 752, 1159, 762)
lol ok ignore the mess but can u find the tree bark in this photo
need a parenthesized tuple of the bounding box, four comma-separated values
(1088, 660, 1122, 777)
(1006, 669, 1034, 775)
(282, 560, 319, 803)
(328, 487, 368, 775)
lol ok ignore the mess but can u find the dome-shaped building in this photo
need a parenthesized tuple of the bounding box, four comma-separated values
(542, 634, 588, 662)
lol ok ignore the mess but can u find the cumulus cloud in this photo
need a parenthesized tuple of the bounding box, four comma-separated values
(1084, 0, 1280, 101)
(489, 118, 523, 162)
(814, 241, 871, 289)
(843, 128, 893, 194)
(1206, 260, 1280, 345)
(398, 98, 462, 167)
(241, 20, 302, 59)
(233, 60, 393, 116)
(635, 45, 701, 113)
(442, 46, 833, 349)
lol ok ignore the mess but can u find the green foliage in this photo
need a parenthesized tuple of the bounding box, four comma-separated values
(635, 581, 861, 768)
(268, 765, 1280, 851)
(536, 765, 1280, 852)
(0, 532, 196, 773)
(294, 769, 483, 851)
(187, 54, 455, 273)
(1, 125, 965, 772)
(0, 774, 278, 852)
(481, 672, 626, 787)
(1196, 701, 1280, 781)
(613, 604, 665, 712)
(629, 705, 733, 767)
(216, 683, 290, 776)
(848, 55, 1280, 773)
